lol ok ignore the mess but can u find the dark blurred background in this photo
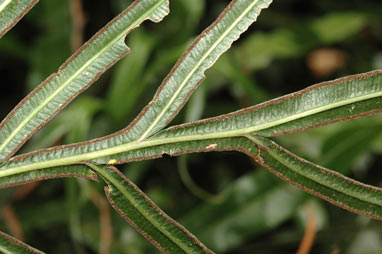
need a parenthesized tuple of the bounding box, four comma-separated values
(0, 0, 381, 253)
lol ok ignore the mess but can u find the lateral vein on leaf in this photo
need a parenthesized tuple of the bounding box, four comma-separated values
(0, 0, 166, 155)
(138, 0, 262, 141)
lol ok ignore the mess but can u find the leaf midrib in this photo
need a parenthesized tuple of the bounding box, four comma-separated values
(138, 0, 262, 141)
(0, 91, 380, 178)
(87, 163, 188, 254)
(0, 0, 166, 155)
(246, 134, 382, 207)
(0, 246, 13, 254)
(0, 0, 12, 13)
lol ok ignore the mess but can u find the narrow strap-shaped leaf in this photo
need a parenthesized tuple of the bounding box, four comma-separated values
(157, 70, 382, 138)
(0, 0, 169, 160)
(0, 136, 250, 178)
(0, 0, 273, 170)
(246, 134, 382, 220)
(128, 0, 273, 141)
(0, 164, 97, 189)
(93, 134, 382, 220)
(1, 70, 381, 177)
(0, 0, 38, 38)
(0, 230, 45, 254)
(3, 132, 382, 220)
(86, 163, 214, 254)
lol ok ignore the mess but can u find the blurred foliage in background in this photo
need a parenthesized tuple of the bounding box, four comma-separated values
(0, 0, 382, 253)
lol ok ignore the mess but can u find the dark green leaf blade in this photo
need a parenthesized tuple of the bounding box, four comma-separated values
(0, 0, 169, 160)
(0, 230, 45, 254)
(0, 164, 97, 189)
(248, 134, 382, 220)
(0, 0, 274, 171)
(1, 69, 381, 185)
(157, 70, 382, 138)
(0, 0, 38, 38)
(3, 131, 382, 221)
(86, 163, 214, 254)
(128, 0, 273, 141)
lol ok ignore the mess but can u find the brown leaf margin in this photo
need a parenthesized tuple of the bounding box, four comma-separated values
(250, 137, 382, 220)
(6, 0, 271, 164)
(103, 165, 215, 254)
(0, 166, 97, 189)
(0, 0, 169, 160)
(0, 0, 39, 39)
(99, 135, 382, 220)
(0, 230, 44, 254)
(166, 70, 382, 136)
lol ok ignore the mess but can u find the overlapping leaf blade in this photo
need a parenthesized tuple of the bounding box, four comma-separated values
(0, 0, 169, 160)
(129, 0, 273, 141)
(0, 230, 45, 254)
(86, 163, 214, 254)
(85, 134, 382, 220)
(0, 0, 38, 38)
(4, 129, 382, 223)
(156, 70, 382, 139)
(246, 134, 382, 220)
(100, 134, 382, 220)
(0, 70, 380, 178)
(0, 0, 274, 170)
(0, 3, 380, 249)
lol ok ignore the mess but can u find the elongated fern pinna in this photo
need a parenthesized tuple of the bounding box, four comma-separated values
(0, 0, 381, 253)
